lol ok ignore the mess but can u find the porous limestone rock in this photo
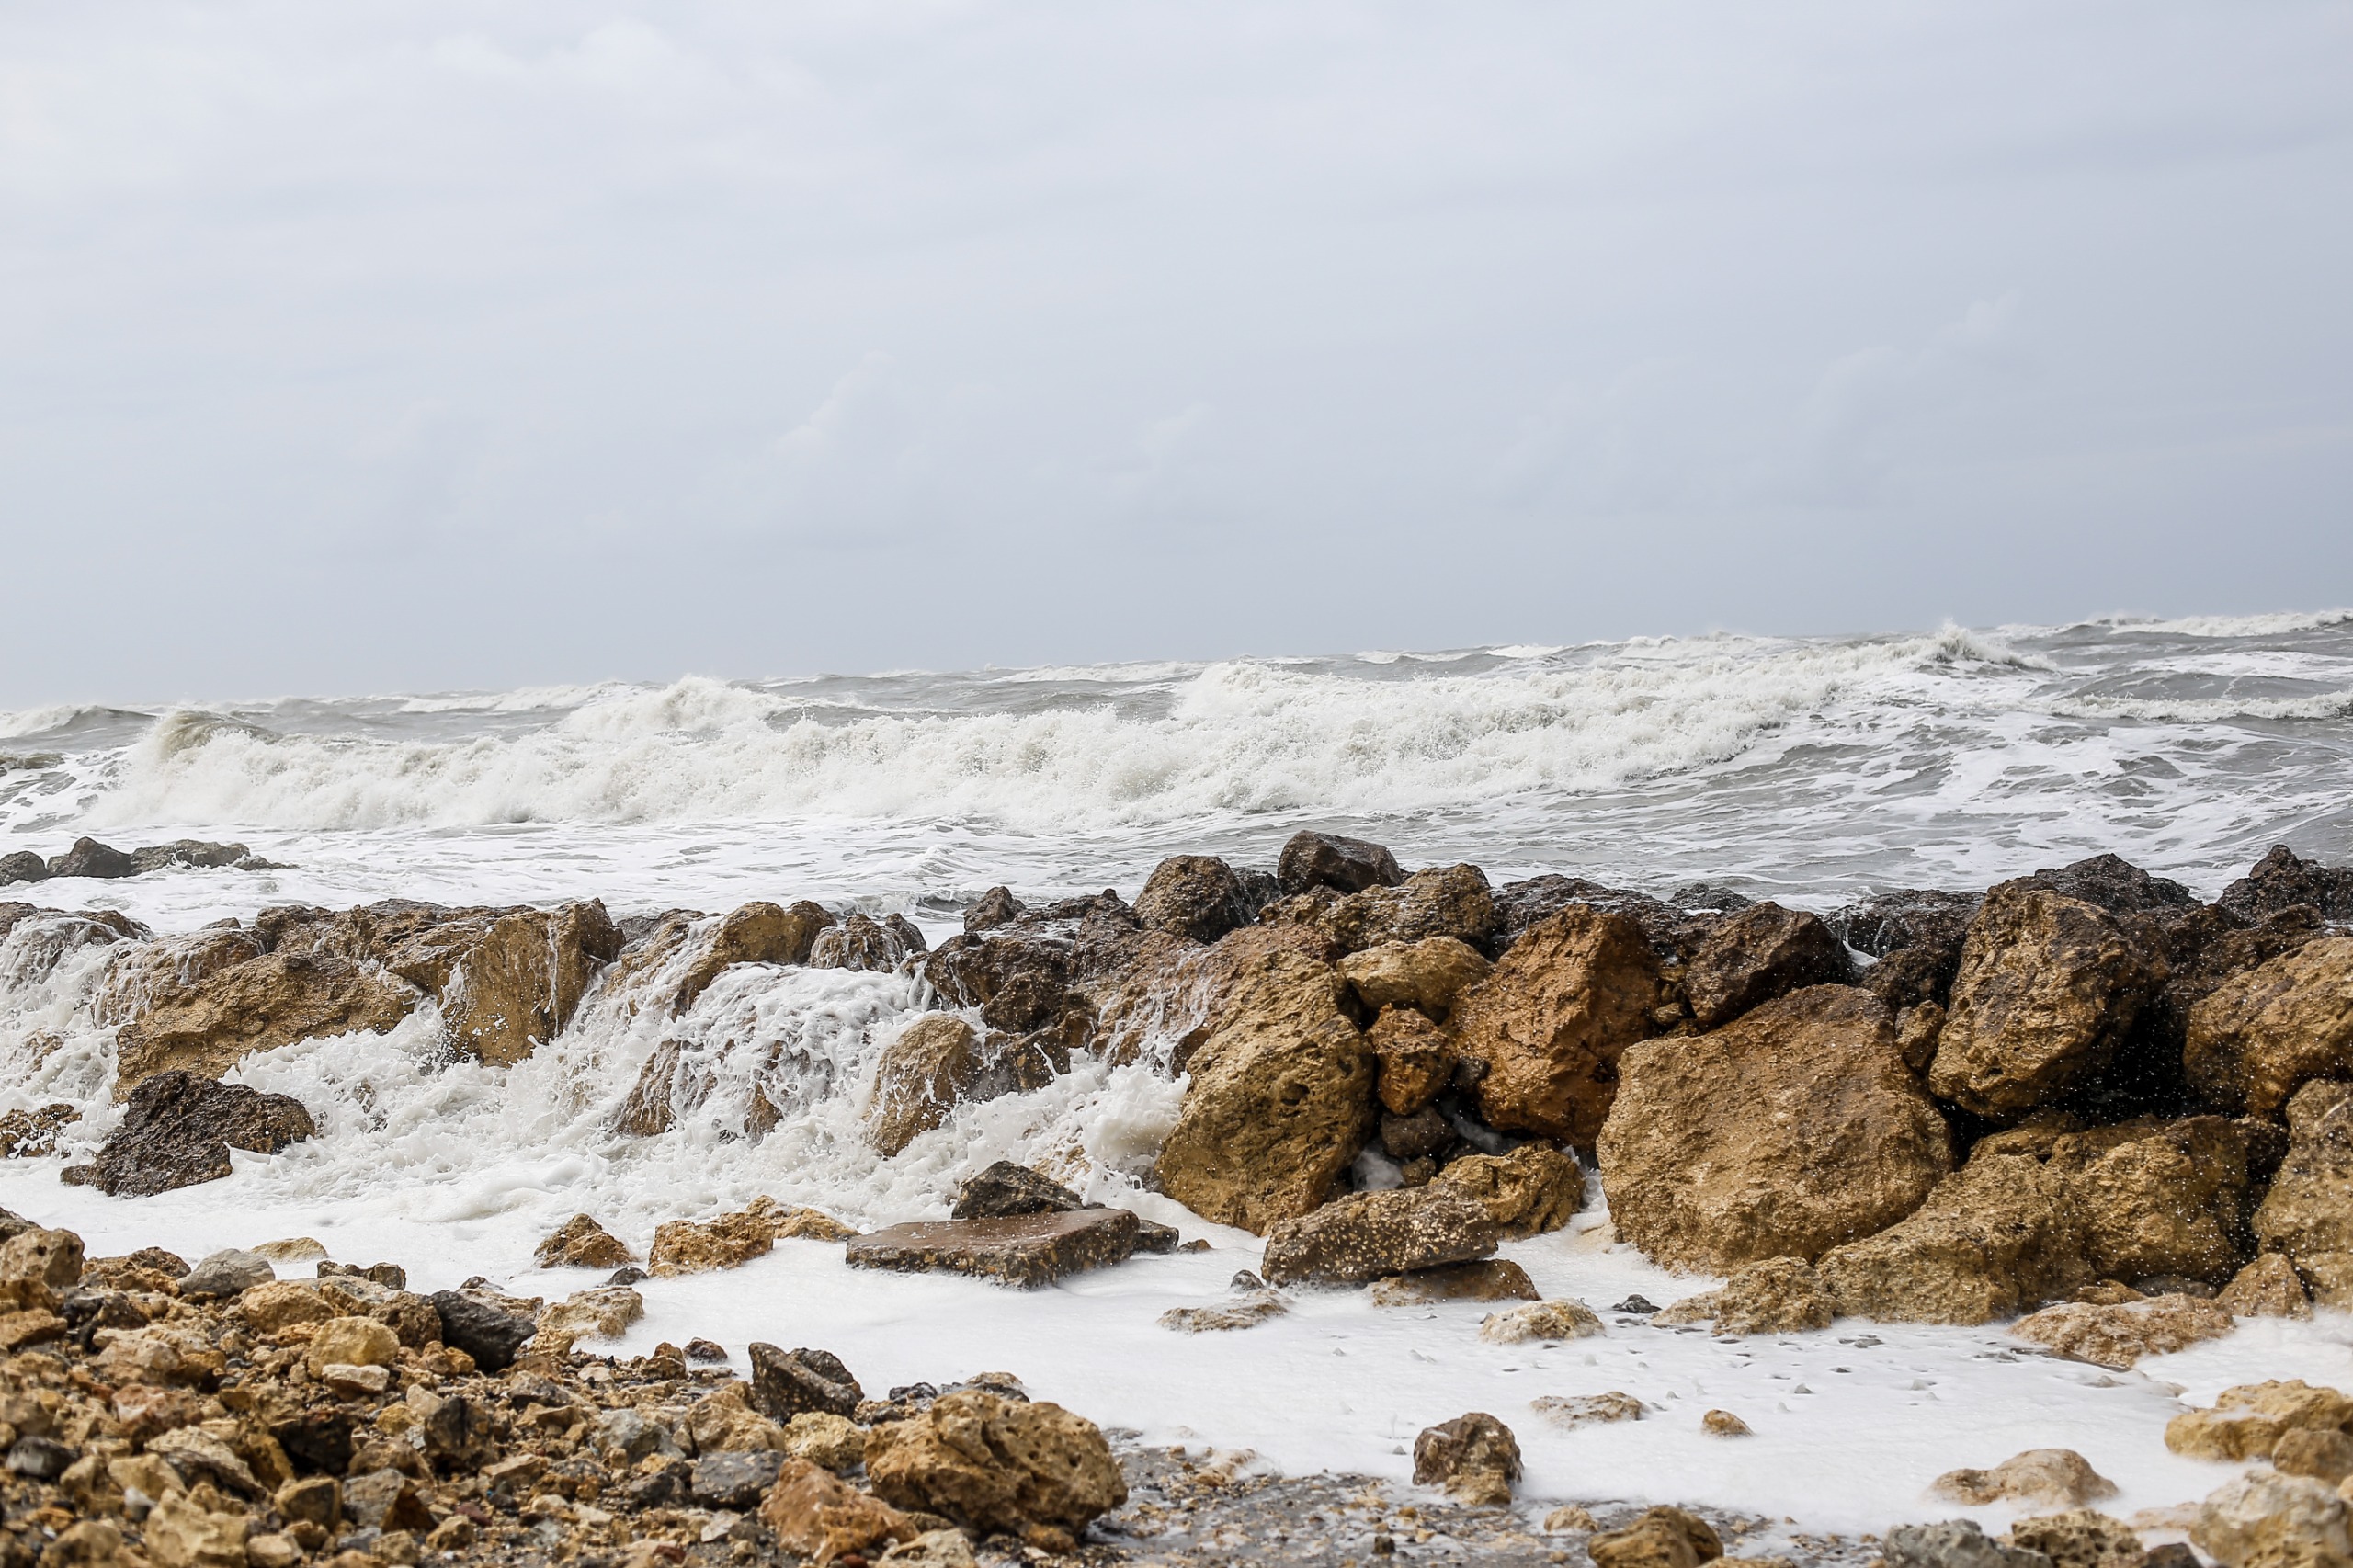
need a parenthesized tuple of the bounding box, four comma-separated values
(2186, 937, 2353, 1116)
(1928, 886, 2159, 1122)
(1933, 1449, 2118, 1508)
(1303, 865, 1501, 957)
(868, 1014, 1059, 1157)
(1700, 1411, 1752, 1437)
(1451, 907, 1665, 1149)
(1368, 1260, 1538, 1305)
(1529, 1392, 1643, 1430)
(2165, 1381, 2353, 1463)
(862, 1388, 1127, 1536)
(2217, 1251, 2312, 1318)
(649, 1205, 775, 1277)
(71, 1072, 315, 1197)
(810, 913, 926, 973)
(1427, 1145, 1586, 1238)
(1411, 1413, 1520, 1506)
(1133, 856, 1258, 944)
(1258, 1187, 1498, 1287)
(2191, 1471, 2353, 1568)
(1655, 1256, 1835, 1335)
(437, 903, 622, 1066)
(1152, 937, 1376, 1233)
(1479, 1300, 1603, 1344)
(2254, 1080, 2353, 1297)
(1681, 904, 1855, 1029)
(112, 954, 420, 1093)
(760, 1457, 918, 1562)
(1368, 1006, 1456, 1117)
(2009, 1295, 2235, 1369)
(2001, 1511, 2143, 1568)
(1338, 937, 1493, 1021)
(1278, 831, 1405, 895)
(1597, 985, 1951, 1269)
(1884, 1521, 2052, 1568)
(1588, 1506, 1723, 1568)
(534, 1213, 631, 1270)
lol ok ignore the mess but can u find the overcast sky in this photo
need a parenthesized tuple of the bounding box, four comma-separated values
(3, 2, 2348, 702)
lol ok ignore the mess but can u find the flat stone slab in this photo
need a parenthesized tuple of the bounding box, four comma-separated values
(845, 1209, 1140, 1287)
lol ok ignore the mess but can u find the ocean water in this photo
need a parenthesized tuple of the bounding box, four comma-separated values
(4, 609, 2351, 1533)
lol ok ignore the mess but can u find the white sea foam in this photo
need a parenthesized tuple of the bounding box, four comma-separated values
(2089, 608, 2353, 639)
(84, 633, 2028, 835)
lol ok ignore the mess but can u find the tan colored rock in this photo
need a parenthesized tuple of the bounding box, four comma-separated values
(1682, 904, 1855, 1029)
(436, 902, 621, 1066)
(2303, 1252, 2353, 1311)
(2010, 1295, 2234, 1369)
(1928, 886, 2159, 1122)
(232, 1282, 329, 1335)
(810, 913, 924, 973)
(141, 1491, 252, 1568)
(92, 927, 267, 1026)
(650, 1206, 775, 1277)
(2256, 1080, 2353, 1280)
(767, 1202, 858, 1243)
(249, 1237, 326, 1264)
(113, 953, 421, 1094)
(1816, 1127, 2088, 1324)
(1544, 1506, 1600, 1534)
(1529, 1392, 1643, 1430)
(1313, 865, 1500, 955)
(1338, 938, 1493, 1020)
(0, 1224, 85, 1295)
(1453, 907, 1665, 1149)
(868, 1013, 1058, 1157)
(862, 1388, 1127, 1535)
(302, 1316, 399, 1376)
(1259, 1187, 1498, 1287)
(1158, 1291, 1290, 1333)
(2191, 1471, 2353, 1568)
(2219, 1252, 2313, 1318)
(2004, 1511, 2143, 1568)
(1933, 1449, 2119, 1508)
(2066, 1116, 2280, 1285)
(1411, 1412, 1520, 1506)
(2186, 937, 2353, 1116)
(1588, 1506, 1723, 1568)
(672, 901, 836, 1011)
(2165, 1381, 2353, 1463)
(780, 1412, 869, 1473)
(1598, 986, 1951, 1270)
(1480, 1300, 1603, 1343)
(686, 1384, 790, 1453)
(759, 1457, 917, 1564)
(1152, 937, 1376, 1233)
(534, 1287, 643, 1352)
(1368, 1006, 1456, 1117)
(1427, 1145, 1586, 1238)
(1369, 1260, 1538, 1305)
(1096, 923, 1336, 1072)
(535, 1213, 632, 1269)
(2279, 1430, 2353, 1486)
(1701, 1410, 1752, 1437)
(1658, 1256, 1835, 1335)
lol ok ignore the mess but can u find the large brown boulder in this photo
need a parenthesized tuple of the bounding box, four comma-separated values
(92, 927, 268, 1025)
(867, 1015, 1061, 1157)
(2220, 845, 2353, 924)
(862, 1388, 1126, 1537)
(1449, 908, 1664, 1149)
(1133, 856, 1256, 944)
(438, 903, 622, 1067)
(1278, 831, 1404, 895)
(1097, 923, 1339, 1072)
(1259, 1187, 1499, 1286)
(1680, 905, 1855, 1029)
(2186, 937, 2353, 1116)
(69, 1072, 316, 1197)
(1316, 865, 1500, 955)
(1152, 938, 1376, 1233)
(1814, 1114, 2278, 1322)
(2254, 1080, 2353, 1302)
(1814, 1127, 2086, 1323)
(1927, 885, 2160, 1122)
(1597, 986, 1952, 1270)
(113, 953, 421, 1095)
(1427, 1145, 1586, 1238)
(1336, 937, 1491, 1020)
(1368, 1006, 1455, 1116)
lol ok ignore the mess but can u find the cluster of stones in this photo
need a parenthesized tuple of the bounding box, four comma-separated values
(0, 840, 272, 888)
(0, 1207, 1128, 1568)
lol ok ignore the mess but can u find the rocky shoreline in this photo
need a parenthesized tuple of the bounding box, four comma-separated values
(7, 832, 2353, 1562)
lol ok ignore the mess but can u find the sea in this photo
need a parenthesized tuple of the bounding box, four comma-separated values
(3, 609, 2350, 1533)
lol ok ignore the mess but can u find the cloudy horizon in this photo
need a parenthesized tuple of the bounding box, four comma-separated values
(4, 2, 2348, 704)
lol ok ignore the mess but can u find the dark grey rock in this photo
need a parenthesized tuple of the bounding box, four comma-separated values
(6, 1437, 74, 1482)
(178, 1248, 274, 1300)
(1278, 831, 1405, 895)
(0, 852, 45, 886)
(75, 1071, 316, 1197)
(1885, 1521, 2054, 1568)
(44, 837, 135, 880)
(428, 1290, 534, 1373)
(689, 1449, 786, 1509)
(951, 1161, 1084, 1220)
(748, 1343, 863, 1420)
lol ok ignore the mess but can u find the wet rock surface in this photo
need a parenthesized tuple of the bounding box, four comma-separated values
(64, 1073, 315, 1197)
(847, 1210, 1142, 1287)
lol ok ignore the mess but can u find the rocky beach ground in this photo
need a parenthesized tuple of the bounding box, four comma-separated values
(7, 829, 2353, 1566)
